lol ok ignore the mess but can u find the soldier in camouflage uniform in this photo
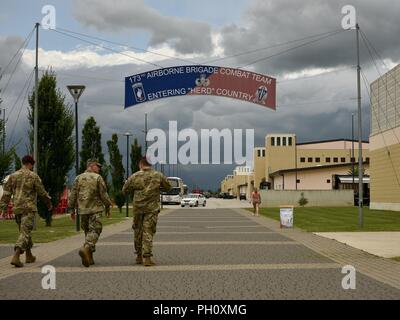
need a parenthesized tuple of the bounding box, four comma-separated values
(122, 157, 171, 266)
(68, 159, 112, 267)
(0, 155, 53, 268)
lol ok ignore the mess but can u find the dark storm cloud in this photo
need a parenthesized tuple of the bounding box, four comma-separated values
(2, 0, 398, 189)
(72, 0, 213, 54)
(219, 0, 400, 76)
(0, 36, 25, 76)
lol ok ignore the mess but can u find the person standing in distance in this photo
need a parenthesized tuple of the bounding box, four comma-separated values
(0, 155, 52, 268)
(122, 157, 171, 266)
(251, 187, 261, 217)
(68, 159, 112, 267)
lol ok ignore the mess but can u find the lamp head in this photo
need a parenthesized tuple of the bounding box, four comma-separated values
(67, 85, 85, 103)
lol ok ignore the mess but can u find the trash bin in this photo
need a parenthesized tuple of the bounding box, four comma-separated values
(279, 205, 294, 228)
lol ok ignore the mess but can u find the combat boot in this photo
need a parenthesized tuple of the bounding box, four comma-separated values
(11, 248, 24, 268)
(136, 255, 143, 265)
(88, 250, 95, 265)
(143, 257, 156, 267)
(78, 245, 91, 268)
(25, 249, 36, 264)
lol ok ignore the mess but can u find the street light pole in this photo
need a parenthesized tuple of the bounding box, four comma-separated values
(351, 113, 355, 188)
(124, 132, 132, 218)
(356, 24, 363, 228)
(34, 22, 39, 173)
(67, 85, 85, 232)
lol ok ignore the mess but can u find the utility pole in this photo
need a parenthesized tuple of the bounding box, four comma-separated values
(351, 113, 355, 189)
(141, 113, 148, 163)
(124, 132, 132, 218)
(0, 84, 4, 155)
(356, 23, 363, 228)
(0, 69, 4, 155)
(34, 22, 39, 172)
(144, 113, 148, 154)
(2, 109, 4, 154)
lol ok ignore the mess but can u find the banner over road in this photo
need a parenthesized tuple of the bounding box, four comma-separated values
(125, 65, 276, 109)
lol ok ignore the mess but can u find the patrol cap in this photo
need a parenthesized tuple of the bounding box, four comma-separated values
(87, 158, 102, 167)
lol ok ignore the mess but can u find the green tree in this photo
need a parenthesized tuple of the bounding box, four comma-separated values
(130, 137, 142, 175)
(80, 117, 105, 172)
(28, 70, 75, 226)
(107, 134, 125, 212)
(0, 148, 14, 183)
(0, 79, 15, 182)
(79, 116, 110, 189)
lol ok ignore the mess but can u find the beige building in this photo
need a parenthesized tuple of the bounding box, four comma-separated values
(370, 64, 400, 211)
(221, 134, 370, 197)
(270, 162, 369, 191)
(221, 167, 253, 198)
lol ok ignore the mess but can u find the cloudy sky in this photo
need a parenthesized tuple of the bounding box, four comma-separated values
(1, 0, 399, 190)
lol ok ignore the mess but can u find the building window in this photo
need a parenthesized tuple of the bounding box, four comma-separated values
(277, 137, 281, 146)
(271, 137, 275, 146)
(315, 157, 320, 163)
(288, 137, 292, 146)
(341, 157, 346, 163)
(326, 157, 331, 163)
(366, 157, 370, 163)
(296, 179, 300, 183)
(333, 157, 338, 163)
(283, 137, 287, 146)
(300, 157, 306, 163)
(257, 150, 261, 157)
(262, 149, 265, 157)
(327, 179, 331, 183)
(308, 157, 313, 163)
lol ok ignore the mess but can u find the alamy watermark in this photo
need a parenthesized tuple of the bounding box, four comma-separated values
(341, 5, 356, 29)
(145, 121, 254, 167)
(341, 265, 356, 290)
(41, 5, 56, 30)
(41, 265, 56, 290)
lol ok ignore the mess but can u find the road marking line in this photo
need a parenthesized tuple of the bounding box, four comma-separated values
(25, 263, 341, 273)
(159, 221, 253, 223)
(206, 226, 263, 229)
(97, 241, 297, 246)
(119, 231, 276, 234)
(158, 226, 191, 229)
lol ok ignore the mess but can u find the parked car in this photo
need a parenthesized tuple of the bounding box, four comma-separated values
(239, 193, 246, 200)
(181, 193, 207, 207)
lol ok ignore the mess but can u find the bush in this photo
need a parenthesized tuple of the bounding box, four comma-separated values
(298, 192, 308, 207)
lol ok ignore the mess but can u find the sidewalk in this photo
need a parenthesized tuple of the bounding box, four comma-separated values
(234, 208, 400, 290)
(315, 232, 400, 258)
(0, 209, 173, 281)
(1, 208, 400, 299)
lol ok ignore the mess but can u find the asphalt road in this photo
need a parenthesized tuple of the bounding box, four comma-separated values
(1, 207, 400, 299)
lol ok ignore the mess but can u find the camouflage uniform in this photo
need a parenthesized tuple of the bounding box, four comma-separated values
(0, 168, 52, 252)
(122, 168, 171, 258)
(68, 170, 112, 253)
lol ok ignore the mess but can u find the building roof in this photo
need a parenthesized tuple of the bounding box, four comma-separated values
(371, 63, 400, 86)
(269, 162, 369, 176)
(296, 138, 369, 146)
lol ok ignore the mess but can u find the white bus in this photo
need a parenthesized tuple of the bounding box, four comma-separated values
(162, 177, 184, 205)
